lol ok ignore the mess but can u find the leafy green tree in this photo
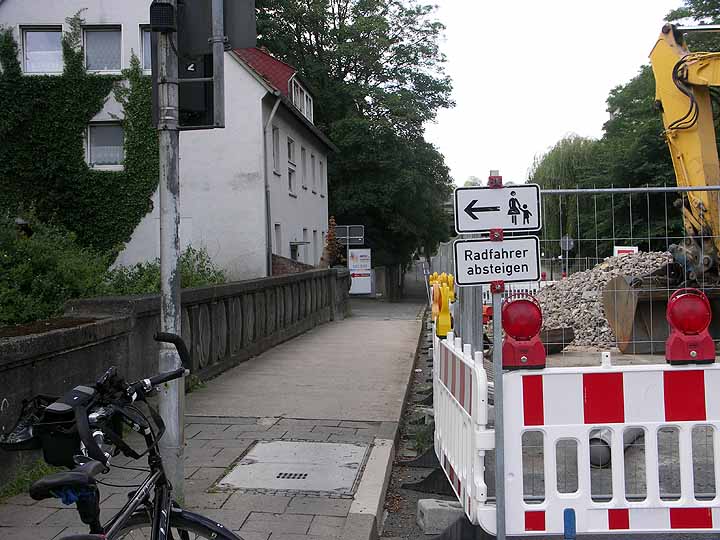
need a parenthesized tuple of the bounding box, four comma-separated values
(256, 0, 454, 267)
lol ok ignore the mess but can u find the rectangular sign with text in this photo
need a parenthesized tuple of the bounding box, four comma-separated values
(453, 236, 540, 286)
(454, 184, 541, 234)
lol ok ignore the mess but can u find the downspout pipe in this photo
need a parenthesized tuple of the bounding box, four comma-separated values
(263, 94, 282, 276)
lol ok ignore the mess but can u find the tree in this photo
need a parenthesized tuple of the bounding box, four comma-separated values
(256, 0, 454, 267)
(464, 176, 482, 187)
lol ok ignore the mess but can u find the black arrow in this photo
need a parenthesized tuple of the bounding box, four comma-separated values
(464, 200, 500, 220)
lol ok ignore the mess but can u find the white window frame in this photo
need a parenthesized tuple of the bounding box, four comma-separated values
(319, 160, 325, 197)
(272, 126, 280, 175)
(311, 154, 317, 193)
(21, 26, 63, 74)
(287, 137, 296, 165)
(140, 26, 152, 73)
(86, 122, 125, 171)
(305, 94, 314, 123)
(83, 26, 123, 74)
(301, 147, 308, 189)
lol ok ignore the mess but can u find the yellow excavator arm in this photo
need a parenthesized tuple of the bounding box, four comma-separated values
(650, 24, 720, 275)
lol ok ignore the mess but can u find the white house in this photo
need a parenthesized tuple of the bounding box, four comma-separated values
(0, 0, 335, 279)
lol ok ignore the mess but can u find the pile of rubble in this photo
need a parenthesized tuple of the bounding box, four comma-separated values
(537, 251, 672, 347)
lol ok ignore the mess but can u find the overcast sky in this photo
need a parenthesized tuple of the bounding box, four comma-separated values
(424, 0, 681, 186)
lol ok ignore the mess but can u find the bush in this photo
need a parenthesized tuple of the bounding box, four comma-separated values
(0, 217, 109, 325)
(101, 246, 226, 296)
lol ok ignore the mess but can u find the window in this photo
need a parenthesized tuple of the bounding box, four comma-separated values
(301, 148, 307, 189)
(87, 123, 124, 167)
(274, 224, 282, 255)
(141, 27, 152, 71)
(23, 28, 62, 73)
(305, 94, 314, 123)
(288, 137, 297, 194)
(288, 168, 296, 194)
(313, 230, 319, 264)
(272, 126, 280, 173)
(311, 154, 316, 192)
(291, 79, 313, 123)
(287, 137, 296, 164)
(84, 28, 121, 72)
(302, 229, 309, 263)
(319, 160, 325, 196)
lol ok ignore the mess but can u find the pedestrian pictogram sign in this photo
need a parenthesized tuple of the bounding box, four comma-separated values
(454, 184, 541, 234)
(453, 236, 540, 286)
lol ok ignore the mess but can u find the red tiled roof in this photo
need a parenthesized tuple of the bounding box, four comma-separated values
(234, 47, 296, 96)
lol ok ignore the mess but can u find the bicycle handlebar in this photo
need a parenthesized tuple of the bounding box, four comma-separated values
(75, 333, 191, 465)
(153, 332, 192, 367)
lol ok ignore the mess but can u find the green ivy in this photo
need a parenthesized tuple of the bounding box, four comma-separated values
(0, 16, 158, 255)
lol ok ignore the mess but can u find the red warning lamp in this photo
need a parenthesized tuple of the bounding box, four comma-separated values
(502, 296, 546, 370)
(666, 288, 715, 365)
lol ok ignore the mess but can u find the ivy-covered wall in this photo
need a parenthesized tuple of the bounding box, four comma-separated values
(0, 17, 159, 254)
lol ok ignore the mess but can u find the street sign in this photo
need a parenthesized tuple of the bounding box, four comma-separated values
(335, 225, 364, 246)
(560, 235, 575, 252)
(454, 184, 541, 234)
(453, 236, 540, 286)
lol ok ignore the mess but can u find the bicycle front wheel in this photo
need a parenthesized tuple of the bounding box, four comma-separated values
(110, 509, 242, 540)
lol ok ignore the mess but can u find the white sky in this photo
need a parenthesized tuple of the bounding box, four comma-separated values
(424, 0, 681, 186)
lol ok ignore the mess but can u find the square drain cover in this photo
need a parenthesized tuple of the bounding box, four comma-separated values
(218, 441, 369, 494)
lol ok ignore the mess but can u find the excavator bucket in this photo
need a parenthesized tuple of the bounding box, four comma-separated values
(603, 271, 720, 355)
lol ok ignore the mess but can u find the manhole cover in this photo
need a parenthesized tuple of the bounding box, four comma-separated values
(218, 441, 369, 494)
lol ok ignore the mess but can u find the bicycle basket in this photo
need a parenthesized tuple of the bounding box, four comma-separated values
(33, 386, 96, 468)
(0, 395, 56, 451)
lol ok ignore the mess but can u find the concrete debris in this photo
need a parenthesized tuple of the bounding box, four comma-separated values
(537, 251, 672, 347)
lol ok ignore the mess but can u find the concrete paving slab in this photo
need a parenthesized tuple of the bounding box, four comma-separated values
(286, 497, 352, 517)
(309, 515, 347, 536)
(223, 493, 292, 513)
(0, 526, 66, 540)
(240, 512, 313, 534)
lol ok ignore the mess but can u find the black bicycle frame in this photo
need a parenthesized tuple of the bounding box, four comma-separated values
(101, 431, 172, 539)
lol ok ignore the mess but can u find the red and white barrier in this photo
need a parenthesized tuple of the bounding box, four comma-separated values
(432, 331, 720, 536)
(433, 332, 494, 527)
(503, 363, 720, 535)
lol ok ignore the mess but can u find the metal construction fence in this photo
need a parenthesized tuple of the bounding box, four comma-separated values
(430, 185, 720, 536)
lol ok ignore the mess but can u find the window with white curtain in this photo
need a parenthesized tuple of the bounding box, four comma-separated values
(23, 28, 62, 73)
(88, 124, 124, 167)
(84, 28, 121, 72)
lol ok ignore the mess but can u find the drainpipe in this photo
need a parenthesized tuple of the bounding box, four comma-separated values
(263, 94, 282, 277)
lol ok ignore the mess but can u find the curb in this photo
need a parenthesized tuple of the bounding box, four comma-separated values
(341, 305, 429, 540)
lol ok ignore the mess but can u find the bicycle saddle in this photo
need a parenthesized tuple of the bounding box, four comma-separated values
(29, 460, 105, 501)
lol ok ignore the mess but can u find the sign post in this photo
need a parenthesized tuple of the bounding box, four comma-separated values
(452, 176, 542, 540)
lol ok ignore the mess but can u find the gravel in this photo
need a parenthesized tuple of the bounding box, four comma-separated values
(537, 251, 672, 347)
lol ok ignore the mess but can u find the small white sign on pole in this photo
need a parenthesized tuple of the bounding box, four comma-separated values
(613, 245, 638, 257)
(454, 184, 541, 234)
(349, 248, 372, 295)
(453, 236, 540, 286)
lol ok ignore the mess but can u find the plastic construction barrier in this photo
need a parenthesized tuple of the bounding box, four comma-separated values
(504, 363, 720, 536)
(432, 331, 720, 536)
(433, 331, 495, 529)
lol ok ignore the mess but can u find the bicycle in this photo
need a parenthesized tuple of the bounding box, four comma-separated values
(0, 332, 242, 540)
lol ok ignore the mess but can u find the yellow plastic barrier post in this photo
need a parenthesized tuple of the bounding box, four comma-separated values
(436, 285, 452, 338)
(432, 283, 440, 321)
(448, 275, 455, 302)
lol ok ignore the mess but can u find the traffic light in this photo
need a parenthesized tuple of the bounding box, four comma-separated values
(152, 0, 257, 130)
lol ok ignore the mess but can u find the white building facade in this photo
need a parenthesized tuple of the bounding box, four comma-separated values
(0, 0, 334, 280)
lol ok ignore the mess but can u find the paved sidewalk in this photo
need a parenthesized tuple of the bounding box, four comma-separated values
(0, 298, 425, 540)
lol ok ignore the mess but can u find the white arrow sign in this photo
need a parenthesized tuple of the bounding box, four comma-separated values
(454, 184, 541, 234)
(453, 236, 540, 286)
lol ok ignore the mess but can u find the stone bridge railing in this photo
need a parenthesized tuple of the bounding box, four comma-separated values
(0, 268, 350, 483)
